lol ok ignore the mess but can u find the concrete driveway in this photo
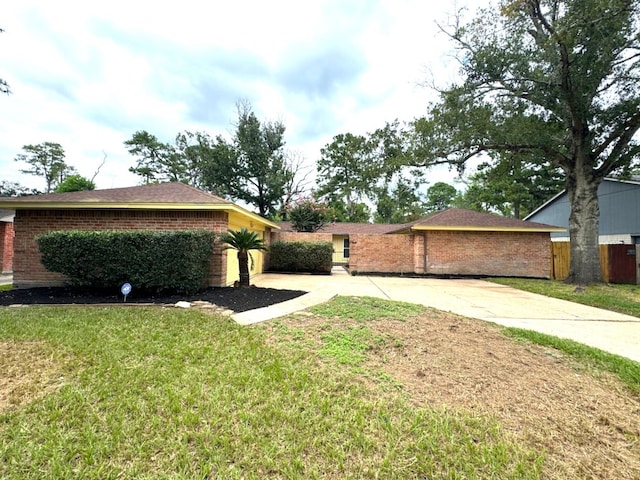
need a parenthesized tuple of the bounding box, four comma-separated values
(234, 270, 640, 363)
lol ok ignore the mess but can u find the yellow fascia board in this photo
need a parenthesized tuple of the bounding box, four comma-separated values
(4, 201, 280, 229)
(410, 225, 566, 233)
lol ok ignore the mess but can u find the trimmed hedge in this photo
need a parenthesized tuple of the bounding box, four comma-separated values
(268, 241, 333, 273)
(37, 230, 215, 294)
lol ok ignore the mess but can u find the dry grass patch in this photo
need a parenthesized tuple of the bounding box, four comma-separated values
(262, 301, 640, 480)
(0, 340, 67, 412)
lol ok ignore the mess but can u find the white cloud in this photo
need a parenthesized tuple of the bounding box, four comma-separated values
(0, 0, 485, 193)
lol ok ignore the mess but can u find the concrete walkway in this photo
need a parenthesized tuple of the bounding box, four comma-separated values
(233, 269, 640, 363)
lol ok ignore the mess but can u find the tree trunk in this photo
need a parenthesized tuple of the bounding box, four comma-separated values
(237, 251, 250, 287)
(566, 170, 602, 284)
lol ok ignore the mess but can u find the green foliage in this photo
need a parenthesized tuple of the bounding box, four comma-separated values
(124, 130, 211, 186)
(268, 241, 333, 273)
(36, 230, 215, 293)
(310, 296, 425, 321)
(219, 228, 267, 287)
(53, 174, 95, 193)
(425, 182, 457, 213)
(203, 101, 292, 218)
(14, 142, 75, 193)
(455, 154, 564, 219)
(287, 197, 328, 232)
(317, 121, 426, 223)
(0, 181, 39, 197)
(374, 178, 426, 223)
(410, 0, 640, 283)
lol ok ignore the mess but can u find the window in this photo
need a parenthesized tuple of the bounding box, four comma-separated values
(343, 238, 350, 258)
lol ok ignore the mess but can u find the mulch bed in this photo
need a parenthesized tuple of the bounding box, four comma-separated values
(0, 286, 307, 313)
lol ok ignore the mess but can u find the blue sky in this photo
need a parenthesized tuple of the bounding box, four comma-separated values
(1, 0, 483, 192)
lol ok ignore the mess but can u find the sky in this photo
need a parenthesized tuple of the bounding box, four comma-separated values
(0, 0, 484, 195)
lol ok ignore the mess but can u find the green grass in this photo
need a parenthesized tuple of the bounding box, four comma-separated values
(503, 327, 640, 395)
(0, 305, 542, 479)
(0, 283, 11, 291)
(490, 277, 640, 318)
(309, 295, 425, 321)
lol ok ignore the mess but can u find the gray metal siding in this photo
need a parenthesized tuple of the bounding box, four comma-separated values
(527, 180, 640, 238)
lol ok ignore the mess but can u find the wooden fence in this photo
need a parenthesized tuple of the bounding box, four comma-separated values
(551, 242, 638, 283)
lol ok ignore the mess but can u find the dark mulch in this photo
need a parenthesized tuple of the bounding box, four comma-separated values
(0, 286, 307, 313)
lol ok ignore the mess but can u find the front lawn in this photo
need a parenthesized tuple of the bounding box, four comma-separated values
(0, 305, 540, 479)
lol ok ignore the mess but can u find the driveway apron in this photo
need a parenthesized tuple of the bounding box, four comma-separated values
(233, 271, 640, 363)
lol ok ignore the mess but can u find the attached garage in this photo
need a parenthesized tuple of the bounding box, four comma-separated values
(0, 183, 278, 288)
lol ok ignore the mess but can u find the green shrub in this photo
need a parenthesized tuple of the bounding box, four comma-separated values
(37, 230, 215, 293)
(268, 241, 333, 273)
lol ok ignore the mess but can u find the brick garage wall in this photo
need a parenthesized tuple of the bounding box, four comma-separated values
(425, 230, 551, 278)
(1, 221, 14, 273)
(349, 234, 416, 274)
(13, 209, 228, 288)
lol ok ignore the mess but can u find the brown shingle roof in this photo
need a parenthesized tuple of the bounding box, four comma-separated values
(0, 182, 231, 205)
(388, 208, 565, 233)
(277, 221, 399, 235)
(0, 182, 279, 229)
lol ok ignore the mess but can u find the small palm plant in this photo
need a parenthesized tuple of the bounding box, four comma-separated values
(219, 228, 268, 287)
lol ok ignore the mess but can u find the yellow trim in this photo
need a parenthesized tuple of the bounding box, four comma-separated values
(0, 202, 279, 229)
(408, 225, 566, 233)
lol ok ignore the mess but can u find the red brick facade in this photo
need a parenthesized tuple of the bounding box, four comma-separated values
(348, 234, 416, 274)
(334, 231, 551, 278)
(270, 231, 333, 243)
(1, 222, 14, 273)
(423, 231, 551, 278)
(13, 209, 229, 288)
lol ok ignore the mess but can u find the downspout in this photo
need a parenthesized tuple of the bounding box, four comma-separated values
(423, 232, 428, 274)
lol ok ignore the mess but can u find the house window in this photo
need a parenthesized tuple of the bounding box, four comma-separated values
(343, 238, 350, 258)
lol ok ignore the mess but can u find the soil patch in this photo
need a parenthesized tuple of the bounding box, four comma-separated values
(0, 286, 306, 312)
(262, 308, 640, 480)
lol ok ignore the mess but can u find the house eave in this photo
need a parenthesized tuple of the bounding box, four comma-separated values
(408, 225, 567, 233)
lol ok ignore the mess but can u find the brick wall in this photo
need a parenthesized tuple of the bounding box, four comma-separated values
(1, 221, 14, 273)
(348, 234, 416, 274)
(13, 209, 229, 288)
(425, 230, 551, 278)
(270, 231, 333, 243)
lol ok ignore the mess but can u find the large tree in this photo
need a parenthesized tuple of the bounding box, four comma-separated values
(202, 102, 293, 218)
(412, 0, 640, 284)
(14, 142, 75, 193)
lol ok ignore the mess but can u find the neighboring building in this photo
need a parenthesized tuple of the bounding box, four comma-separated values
(276, 209, 564, 278)
(0, 183, 278, 288)
(0, 210, 14, 273)
(525, 178, 640, 243)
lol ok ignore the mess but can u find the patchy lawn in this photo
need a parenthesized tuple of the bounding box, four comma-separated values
(1, 299, 639, 479)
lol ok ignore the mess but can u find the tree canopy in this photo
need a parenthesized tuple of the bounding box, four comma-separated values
(411, 0, 640, 283)
(14, 142, 76, 193)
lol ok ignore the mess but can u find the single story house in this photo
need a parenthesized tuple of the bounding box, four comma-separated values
(525, 177, 640, 244)
(275, 208, 564, 278)
(0, 182, 278, 288)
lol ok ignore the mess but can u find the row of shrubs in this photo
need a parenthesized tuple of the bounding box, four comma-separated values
(36, 231, 333, 293)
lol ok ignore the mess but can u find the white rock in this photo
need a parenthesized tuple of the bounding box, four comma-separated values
(174, 301, 192, 309)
